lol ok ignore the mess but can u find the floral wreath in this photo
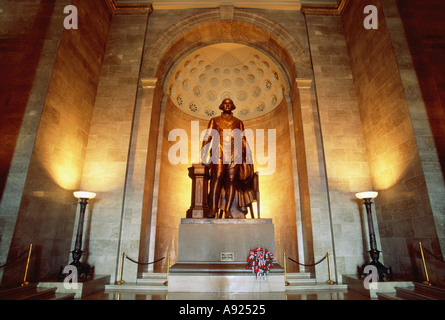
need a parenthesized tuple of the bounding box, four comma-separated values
(246, 247, 275, 279)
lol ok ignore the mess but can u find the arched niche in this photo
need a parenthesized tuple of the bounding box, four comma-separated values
(138, 7, 314, 274)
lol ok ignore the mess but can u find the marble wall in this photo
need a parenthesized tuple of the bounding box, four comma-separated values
(304, 13, 375, 281)
(392, 0, 445, 282)
(342, 0, 445, 282)
(0, 0, 112, 287)
(1, 0, 65, 284)
(78, 12, 150, 281)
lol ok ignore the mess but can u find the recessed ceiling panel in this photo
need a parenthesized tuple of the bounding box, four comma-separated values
(167, 43, 286, 121)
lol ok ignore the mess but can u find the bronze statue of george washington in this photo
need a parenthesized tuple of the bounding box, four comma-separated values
(201, 98, 256, 219)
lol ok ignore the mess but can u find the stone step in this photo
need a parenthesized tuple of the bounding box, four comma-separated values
(0, 284, 74, 300)
(136, 278, 167, 285)
(105, 283, 168, 292)
(343, 274, 414, 299)
(141, 272, 317, 285)
(38, 275, 110, 299)
(287, 278, 317, 285)
(18, 287, 58, 300)
(168, 262, 284, 274)
(32, 292, 77, 300)
(106, 272, 168, 292)
(414, 282, 445, 299)
(377, 282, 445, 300)
(138, 273, 168, 286)
(140, 273, 168, 279)
(395, 286, 439, 300)
(376, 292, 402, 300)
(0, 283, 40, 300)
(285, 282, 348, 291)
(107, 271, 343, 293)
(139, 272, 311, 279)
(286, 272, 313, 279)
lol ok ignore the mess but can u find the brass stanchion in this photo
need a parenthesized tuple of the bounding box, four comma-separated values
(283, 253, 290, 286)
(419, 242, 431, 286)
(326, 252, 335, 285)
(115, 252, 126, 285)
(21, 244, 33, 287)
(163, 256, 170, 286)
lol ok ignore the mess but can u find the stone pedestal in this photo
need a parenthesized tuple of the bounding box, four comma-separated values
(186, 164, 213, 218)
(168, 219, 285, 292)
(177, 218, 276, 262)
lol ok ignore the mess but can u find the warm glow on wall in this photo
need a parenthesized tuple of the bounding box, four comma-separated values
(257, 175, 274, 219)
(371, 152, 412, 190)
(175, 169, 193, 214)
(45, 163, 80, 190)
(80, 162, 128, 192)
(36, 141, 83, 191)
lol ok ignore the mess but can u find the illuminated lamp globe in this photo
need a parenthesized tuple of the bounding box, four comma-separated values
(74, 191, 96, 199)
(355, 191, 378, 200)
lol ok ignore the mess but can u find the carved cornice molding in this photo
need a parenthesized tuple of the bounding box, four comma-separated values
(106, 0, 153, 15)
(301, 0, 349, 16)
(149, 1, 302, 10)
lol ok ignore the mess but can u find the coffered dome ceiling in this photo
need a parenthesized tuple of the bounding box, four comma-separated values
(167, 43, 287, 121)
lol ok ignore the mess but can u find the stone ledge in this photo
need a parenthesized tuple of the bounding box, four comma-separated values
(342, 274, 413, 299)
(169, 262, 284, 275)
(38, 275, 110, 299)
(180, 218, 273, 224)
(168, 274, 285, 293)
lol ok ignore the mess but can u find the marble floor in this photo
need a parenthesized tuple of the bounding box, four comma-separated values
(82, 290, 370, 300)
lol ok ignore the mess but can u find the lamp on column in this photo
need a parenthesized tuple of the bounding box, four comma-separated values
(356, 191, 393, 280)
(70, 191, 96, 279)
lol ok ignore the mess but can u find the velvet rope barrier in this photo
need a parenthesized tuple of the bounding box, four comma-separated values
(0, 248, 29, 269)
(0, 244, 33, 287)
(115, 252, 165, 285)
(287, 252, 336, 285)
(287, 253, 327, 267)
(125, 255, 165, 266)
(422, 246, 445, 264)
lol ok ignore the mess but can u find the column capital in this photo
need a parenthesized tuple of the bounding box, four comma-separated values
(140, 78, 158, 89)
(295, 78, 313, 89)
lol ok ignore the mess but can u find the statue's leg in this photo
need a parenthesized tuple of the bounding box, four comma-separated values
(224, 164, 239, 219)
(209, 164, 224, 217)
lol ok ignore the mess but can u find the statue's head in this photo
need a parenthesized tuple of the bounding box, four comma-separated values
(219, 98, 236, 112)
